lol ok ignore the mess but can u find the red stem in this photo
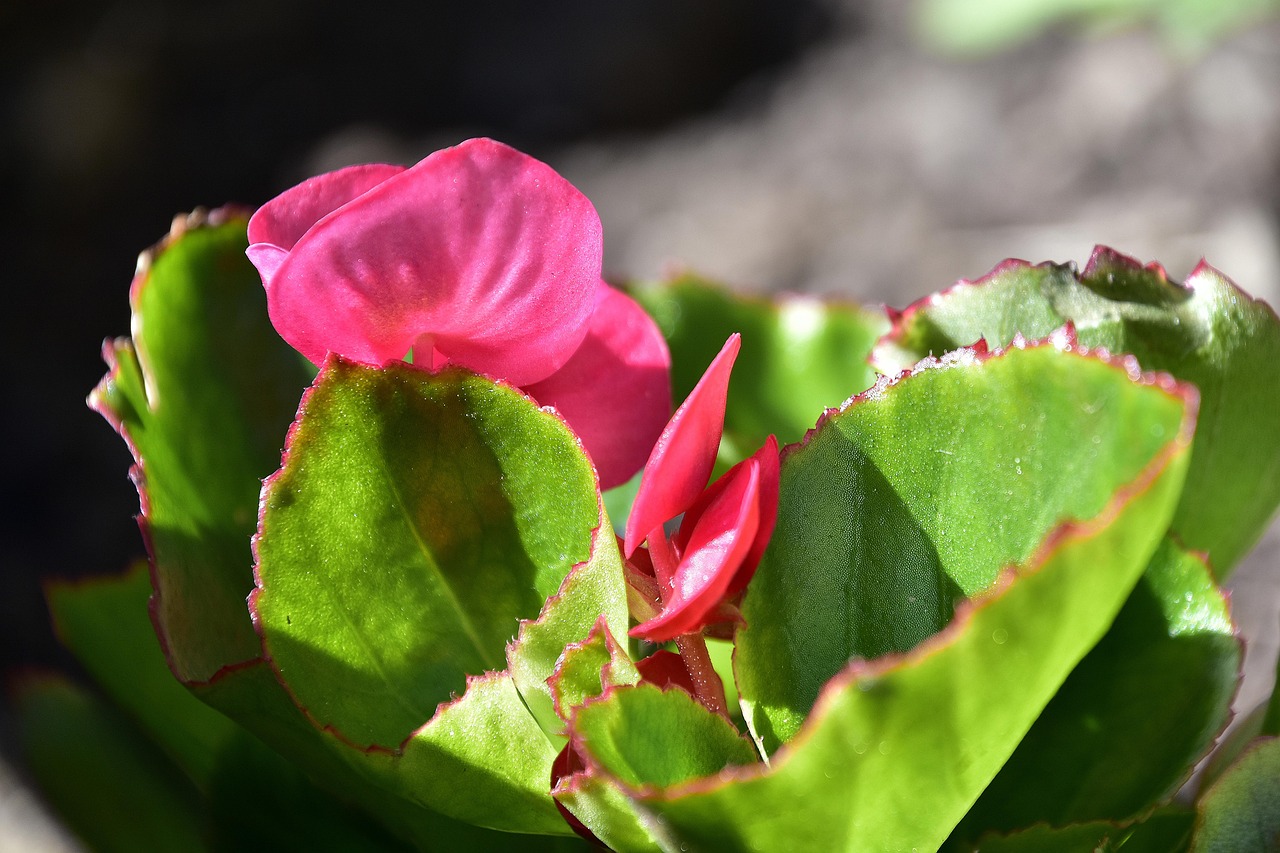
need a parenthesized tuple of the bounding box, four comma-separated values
(648, 530, 730, 718)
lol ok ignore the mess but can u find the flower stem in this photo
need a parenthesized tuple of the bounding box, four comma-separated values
(674, 630, 729, 718)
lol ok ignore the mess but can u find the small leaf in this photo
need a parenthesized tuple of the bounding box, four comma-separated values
(571, 682, 760, 791)
(506, 525, 633, 743)
(738, 337, 1196, 750)
(253, 358, 601, 750)
(387, 672, 570, 835)
(875, 248, 1280, 575)
(548, 617, 640, 723)
(1192, 737, 1280, 852)
(632, 275, 889, 464)
(88, 211, 312, 682)
(954, 536, 1240, 836)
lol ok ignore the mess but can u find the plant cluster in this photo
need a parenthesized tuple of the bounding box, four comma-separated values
(19, 138, 1280, 851)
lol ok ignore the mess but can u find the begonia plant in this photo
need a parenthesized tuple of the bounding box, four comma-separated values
(20, 137, 1280, 851)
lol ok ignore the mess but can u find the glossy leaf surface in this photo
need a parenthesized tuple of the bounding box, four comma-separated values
(875, 248, 1280, 575)
(738, 339, 1195, 750)
(253, 358, 601, 750)
(89, 211, 312, 682)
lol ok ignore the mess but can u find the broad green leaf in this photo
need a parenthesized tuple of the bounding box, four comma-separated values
(1193, 737, 1280, 852)
(88, 211, 311, 681)
(571, 683, 760, 790)
(507, 527, 634, 743)
(45, 562, 238, 786)
(632, 276, 889, 464)
(962, 809, 1195, 852)
(738, 338, 1195, 750)
(610, 448, 1188, 852)
(15, 676, 207, 853)
(874, 248, 1280, 575)
(253, 358, 601, 750)
(954, 537, 1239, 836)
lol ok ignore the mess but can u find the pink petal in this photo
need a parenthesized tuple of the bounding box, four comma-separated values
(630, 458, 760, 642)
(623, 334, 740, 557)
(676, 435, 779, 598)
(247, 162, 405, 264)
(524, 284, 671, 490)
(266, 138, 602, 385)
(725, 435, 779, 598)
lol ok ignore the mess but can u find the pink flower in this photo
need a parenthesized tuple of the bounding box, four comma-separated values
(623, 335, 780, 642)
(246, 138, 669, 488)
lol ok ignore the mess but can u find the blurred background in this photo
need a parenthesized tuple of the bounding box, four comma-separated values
(4, 0, 1279, 846)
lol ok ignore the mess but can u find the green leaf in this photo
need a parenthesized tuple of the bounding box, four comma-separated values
(1192, 737, 1280, 852)
(548, 618, 640, 724)
(739, 338, 1195, 750)
(204, 734, 414, 853)
(610, 438, 1189, 852)
(15, 676, 208, 853)
(385, 672, 570, 834)
(253, 357, 602, 750)
(193, 661, 557, 850)
(632, 276, 889, 464)
(45, 564, 417, 849)
(571, 683, 760, 790)
(874, 248, 1280, 575)
(88, 211, 312, 682)
(507, 526, 634, 743)
(954, 536, 1239, 836)
(45, 562, 238, 786)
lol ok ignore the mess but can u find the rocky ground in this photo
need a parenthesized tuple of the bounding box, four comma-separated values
(6, 0, 1279, 847)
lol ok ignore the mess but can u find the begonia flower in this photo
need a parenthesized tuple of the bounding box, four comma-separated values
(246, 138, 669, 488)
(623, 334, 780, 642)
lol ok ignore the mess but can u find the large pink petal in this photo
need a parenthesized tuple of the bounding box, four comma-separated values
(267, 138, 602, 384)
(524, 284, 671, 490)
(630, 459, 760, 642)
(623, 334, 740, 556)
(248, 162, 405, 256)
